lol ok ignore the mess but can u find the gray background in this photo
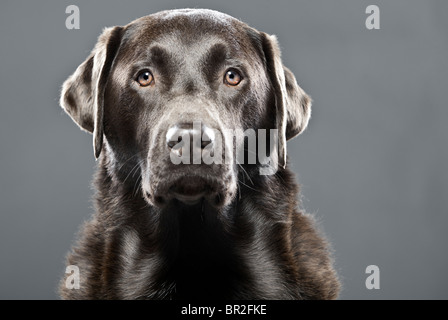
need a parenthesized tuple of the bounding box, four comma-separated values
(0, 0, 447, 299)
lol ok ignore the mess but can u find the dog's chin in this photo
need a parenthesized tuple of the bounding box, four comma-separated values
(143, 175, 236, 209)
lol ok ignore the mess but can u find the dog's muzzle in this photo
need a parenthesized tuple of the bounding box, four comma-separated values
(142, 121, 236, 208)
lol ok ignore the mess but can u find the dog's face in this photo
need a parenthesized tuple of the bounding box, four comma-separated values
(60, 9, 311, 209)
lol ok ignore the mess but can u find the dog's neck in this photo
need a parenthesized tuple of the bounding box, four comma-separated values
(94, 155, 299, 299)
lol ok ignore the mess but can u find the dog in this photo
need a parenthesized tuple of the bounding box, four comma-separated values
(59, 8, 340, 299)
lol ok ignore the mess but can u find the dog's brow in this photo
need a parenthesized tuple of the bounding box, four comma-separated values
(149, 46, 172, 70)
(202, 43, 228, 82)
(147, 45, 175, 88)
(204, 43, 227, 66)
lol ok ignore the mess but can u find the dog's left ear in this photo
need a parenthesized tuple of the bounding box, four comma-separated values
(60, 26, 123, 159)
(261, 33, 312, 168)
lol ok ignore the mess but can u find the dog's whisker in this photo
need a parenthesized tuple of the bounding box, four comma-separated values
(132, 176, 143, 198)
(237, 163, 254, 186)
(123, 160, 143, 185)
(116, 152, 142, 173)
(237, 178, 259, 192)
(131, 159, 144, 178)
(274, 170, 286, 184)
(124, 164, 140, 184)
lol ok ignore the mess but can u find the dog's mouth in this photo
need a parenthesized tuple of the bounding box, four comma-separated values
(146, 175, 231, 208)
(170, 176, 208, 205)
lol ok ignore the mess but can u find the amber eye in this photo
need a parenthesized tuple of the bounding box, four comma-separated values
(224, 69, 242, 86)
(136, 70, 154, 87)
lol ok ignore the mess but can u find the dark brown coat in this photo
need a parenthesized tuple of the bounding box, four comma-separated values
(59, 9, 340, 300)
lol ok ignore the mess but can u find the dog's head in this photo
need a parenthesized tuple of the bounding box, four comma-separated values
(60, 9, 311, 208)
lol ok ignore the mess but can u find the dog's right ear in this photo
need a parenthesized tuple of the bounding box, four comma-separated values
(259, 32, 312, 169)
(60, 26, 123, 159)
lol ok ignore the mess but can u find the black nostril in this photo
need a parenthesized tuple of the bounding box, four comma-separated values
(166, 134, 182, 149)
(166, 122, 216, 152)
(167, 140, 176, 149)
(201, 139, 211, 149)
(201, 126, 215, 149)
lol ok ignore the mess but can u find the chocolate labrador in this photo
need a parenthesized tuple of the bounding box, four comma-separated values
(59, 8, 340, 299)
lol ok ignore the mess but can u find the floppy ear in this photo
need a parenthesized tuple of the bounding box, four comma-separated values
(261, 33, 312, 168)
(60, 26, 123, 159)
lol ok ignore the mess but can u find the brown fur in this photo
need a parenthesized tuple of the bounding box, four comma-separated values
(59, 9, 340, 300)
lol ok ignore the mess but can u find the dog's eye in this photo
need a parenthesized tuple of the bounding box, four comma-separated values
(224, 69, 242, 86)
(136, 71, 154, 87)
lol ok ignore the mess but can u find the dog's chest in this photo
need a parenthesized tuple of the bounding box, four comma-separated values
(113, 213, 248, 299)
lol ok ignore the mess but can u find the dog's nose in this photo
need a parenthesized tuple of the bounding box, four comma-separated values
(166, 122, 215, 152)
